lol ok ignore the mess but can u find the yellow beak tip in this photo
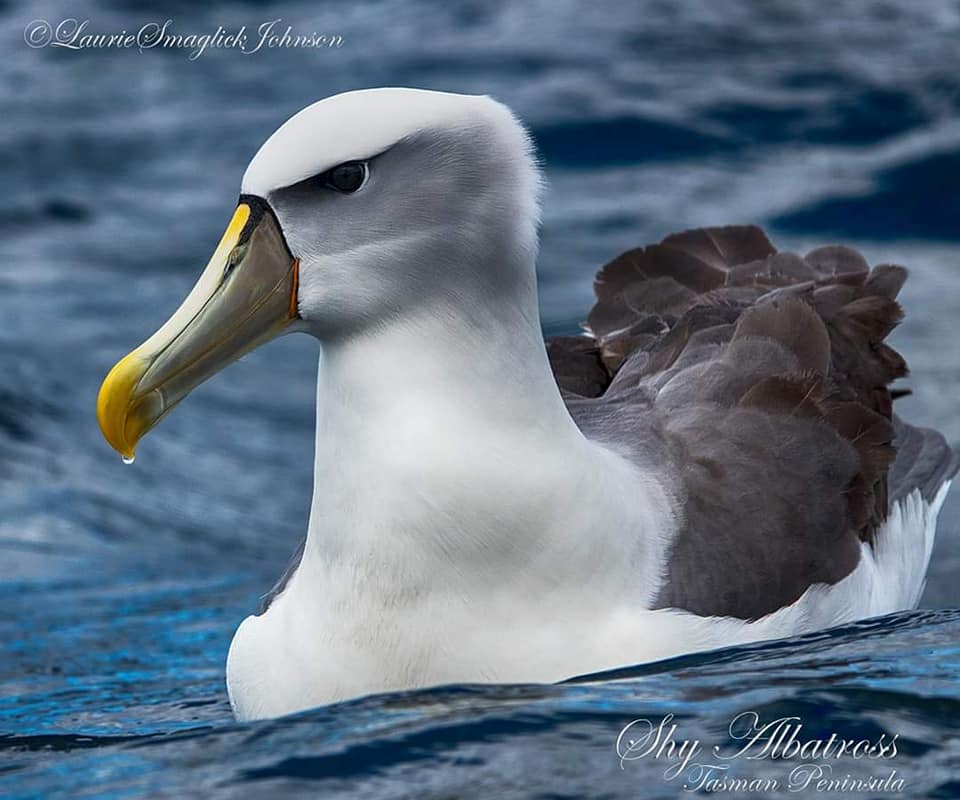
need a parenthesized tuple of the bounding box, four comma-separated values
(96, 350, 148, 459)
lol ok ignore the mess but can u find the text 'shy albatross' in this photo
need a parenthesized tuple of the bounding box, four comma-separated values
(95, 88, 958, 721)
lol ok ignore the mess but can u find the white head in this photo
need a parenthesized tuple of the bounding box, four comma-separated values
(97, 88, 544, 457)
(246, 87, 543, 339)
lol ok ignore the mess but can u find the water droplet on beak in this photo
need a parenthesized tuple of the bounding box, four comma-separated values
(121, 454, 135, 465)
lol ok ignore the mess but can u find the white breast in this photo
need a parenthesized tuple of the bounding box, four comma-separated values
(224, 425, 677, 721)
(225, 479, 947, 721)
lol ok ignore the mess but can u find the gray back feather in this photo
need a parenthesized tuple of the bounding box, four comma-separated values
(548, 225, 957, 621)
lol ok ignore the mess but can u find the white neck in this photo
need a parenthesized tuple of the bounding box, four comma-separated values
(303, 272, 586, 567)
(290, 241, 675, 612)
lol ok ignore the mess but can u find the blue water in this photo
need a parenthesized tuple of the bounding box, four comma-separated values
(2, 1, 959, 797)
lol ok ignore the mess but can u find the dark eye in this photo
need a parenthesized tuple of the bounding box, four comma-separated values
(324, 161, 367, 193)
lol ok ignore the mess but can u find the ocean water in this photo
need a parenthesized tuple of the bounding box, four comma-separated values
(2, 1, 959, 797)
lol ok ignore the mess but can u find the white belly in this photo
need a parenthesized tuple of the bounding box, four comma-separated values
(226, 484, 948, 722)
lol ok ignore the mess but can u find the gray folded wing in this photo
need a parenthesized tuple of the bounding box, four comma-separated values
(549, 225, 958, 621)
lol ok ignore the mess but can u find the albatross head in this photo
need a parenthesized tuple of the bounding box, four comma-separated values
(96, 88, 542, 460)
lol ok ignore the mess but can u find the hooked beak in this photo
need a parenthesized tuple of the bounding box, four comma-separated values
(96, 197, 299, 460)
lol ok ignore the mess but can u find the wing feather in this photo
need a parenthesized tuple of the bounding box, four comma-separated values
(553, 225, 956, 620)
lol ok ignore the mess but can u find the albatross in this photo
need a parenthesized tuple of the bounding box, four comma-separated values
(96, 88, 958, 722)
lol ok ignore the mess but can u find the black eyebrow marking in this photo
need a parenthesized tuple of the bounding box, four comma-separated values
(268, 142, 399, 197)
